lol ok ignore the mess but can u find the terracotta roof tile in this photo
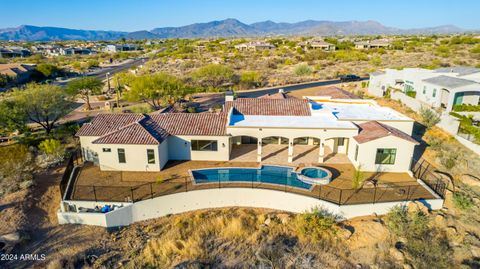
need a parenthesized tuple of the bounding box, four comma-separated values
(313, 86, 361, 99)
(353, 121, 419, 144)
(225, 98, 311, 116)
(150, 113, 228, 136)
(92, 119, 169, 145)
(76, 113, 145, 137)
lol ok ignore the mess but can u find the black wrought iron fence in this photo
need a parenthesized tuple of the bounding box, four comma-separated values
(410, 158, 447, 198)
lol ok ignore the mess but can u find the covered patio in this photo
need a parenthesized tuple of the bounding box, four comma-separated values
(229, 135, 350, 165)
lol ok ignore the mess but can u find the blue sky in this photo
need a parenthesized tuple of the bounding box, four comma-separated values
(1, 0, 479, 31)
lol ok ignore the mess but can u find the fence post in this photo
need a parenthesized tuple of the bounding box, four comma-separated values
(251, 173, 254, 189)
(150, 183, 154, 199)
(185, 177, 188, 192)
(339, 189, 343, 205)
(218, 175, 221, 189)
(406, 186, 411, 201)
(318, 186, 322, 199)
(373, 186, 377, 204)
(93, 186, 97, 202)
(130, 187, 134, 202)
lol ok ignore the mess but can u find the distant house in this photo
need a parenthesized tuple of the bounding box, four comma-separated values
(234, 41, 275, 51)
(59, 47, 92, 56)
(299, 40, 336, 51)
(0, 63, 36, 84)
(368, 66, 480, 112)
(355, 40, 391, 49)
(0, 47, 31, 58)
(105, 44, 142, 53)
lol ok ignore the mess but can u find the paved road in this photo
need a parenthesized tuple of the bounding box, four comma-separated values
(237, 77, 368, 98)
(54, 57, 147, 86)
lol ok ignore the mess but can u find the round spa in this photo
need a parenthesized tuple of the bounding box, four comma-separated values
(298, 167, 332, 185)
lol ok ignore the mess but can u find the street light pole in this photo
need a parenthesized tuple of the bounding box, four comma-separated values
(106, 72, 111, 93)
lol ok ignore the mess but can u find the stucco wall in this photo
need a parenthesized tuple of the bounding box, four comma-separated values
(353, 136, 416, 172)
(58, 188, 444, 227)
(97, 144, 162, 172)
(227, 126, 358, 141)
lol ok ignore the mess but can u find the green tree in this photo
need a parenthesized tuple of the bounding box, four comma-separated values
(239, 71, 262, 90)
(66, 77, 104, 110)
(36, 63, 60, 78)
(192, 64, 235, 88)
(12, 84, 72, 134)
(126, 73, 189, 110)
(0, 97, 27, 132)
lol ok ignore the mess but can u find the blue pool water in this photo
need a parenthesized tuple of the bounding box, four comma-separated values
(301, 168, 329, 178)
(191, 165, 312, 190)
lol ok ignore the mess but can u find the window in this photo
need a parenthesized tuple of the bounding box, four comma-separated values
(102, 148, 111, 152)
(117, 148, 126, 163)
(191, 140, 218, 151)
(422, 86, 426, 94)
(337, 138, 345, 146)
(433, 88, 437, 98)
(354, 145, 359, 161)
(375, 148, 396, 165)
(147, 149, 155, 164)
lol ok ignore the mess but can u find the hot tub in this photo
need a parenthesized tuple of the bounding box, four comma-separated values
(298, 167, 332, 185)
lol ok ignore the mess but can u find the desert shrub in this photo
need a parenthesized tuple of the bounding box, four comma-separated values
(0, 144, 35, 196)
(329, 50, 368, 62)
(352, 166, 366, 189)
(453, 191, 474, 210)
(439, 150, 460, 170)
(284, 58, 293, 65)
(471, 45, 480, 54)
(294, 64, 312, 76)
(385, 206, 453, 269)
(39, 139, 65, 158)
(239, 71, 262, 90)
(369, 56, 382, 66)
(419, 106, 440, 128)
(453, 104, 480, 112)
(294, 207, 338, 246)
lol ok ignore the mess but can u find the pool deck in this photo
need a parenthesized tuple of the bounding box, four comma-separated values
(71, 160, 436, 204)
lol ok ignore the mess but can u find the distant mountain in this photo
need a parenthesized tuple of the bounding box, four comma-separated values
(0, 25, 127, 41)
(0, 20, 470, 41)
(151, 18, 260, 38)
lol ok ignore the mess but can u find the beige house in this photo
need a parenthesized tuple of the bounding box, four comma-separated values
(355, 40, 391, 49)
(299, 40, 336, 51)
(77, 92, 418, 173)
(234, 41, 275, 51)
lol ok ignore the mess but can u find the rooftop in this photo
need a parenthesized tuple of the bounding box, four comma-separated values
(229, 114, 356, 129)
(354, 121, 419, 144)
(310, 101, 412, 121)
(422, 75, 478, 89)
(225, 98, 311, 116)
(434, 66, 480, 76)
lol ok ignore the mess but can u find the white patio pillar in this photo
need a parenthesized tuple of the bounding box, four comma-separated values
(288, 139, 294, 163)
(318, 140, 325, 163)
(257, 140, 262, 162)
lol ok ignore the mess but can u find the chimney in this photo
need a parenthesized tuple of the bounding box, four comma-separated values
(225, 90, 234, 102)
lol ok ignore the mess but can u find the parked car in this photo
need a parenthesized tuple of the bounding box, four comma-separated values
(340, 74, 361, 82)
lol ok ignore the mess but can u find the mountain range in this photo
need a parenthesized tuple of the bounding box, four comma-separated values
(0, 19, 470, 41)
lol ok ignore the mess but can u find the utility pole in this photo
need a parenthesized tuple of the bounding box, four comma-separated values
(106, 72, 111, 93)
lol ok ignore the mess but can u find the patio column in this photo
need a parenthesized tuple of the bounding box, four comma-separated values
(318, 140, 325, 163)
(287, 139, 294, 163)
(257, 140, 262, 162)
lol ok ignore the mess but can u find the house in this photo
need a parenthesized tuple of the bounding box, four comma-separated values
(368, 67, 480, 112)
(355, 40, 391, 49)
(234, 41, 275, 51)
(105, 44, 141, 53)
(299, 40, 336, 51)
(0, 63, 36, 84)
(77, 94, 418, 173)
(0, 46, 31, 58)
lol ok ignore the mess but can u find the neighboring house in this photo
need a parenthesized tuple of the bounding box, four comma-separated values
(368, 67, 480, 112)
(59, 47, 92, 56)
(234, 41, 275, 51)
(299, 40, 336, 51)
(0, 63, 36, 84)
(105, 44, 142, 53)
(77, 95, 418, 173)
(355, 40, 391, 49)
(0, 47, 31, 58)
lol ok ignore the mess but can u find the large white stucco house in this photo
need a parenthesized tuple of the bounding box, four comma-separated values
(368, 66, 480, 112)
(77, 94, 419, 173)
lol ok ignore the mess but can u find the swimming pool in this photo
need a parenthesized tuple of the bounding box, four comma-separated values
(191, 165, 312, 190)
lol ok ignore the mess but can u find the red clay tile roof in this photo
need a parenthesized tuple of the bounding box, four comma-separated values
(92, 119, 169, 145)
(150, 113, 228, 136)
(313, 86, 360, 99)
(353, 121, 419, 144)
(258, 92, 293, 99)
(76, 113, 145, 137)
(225, 98, 311, 116)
